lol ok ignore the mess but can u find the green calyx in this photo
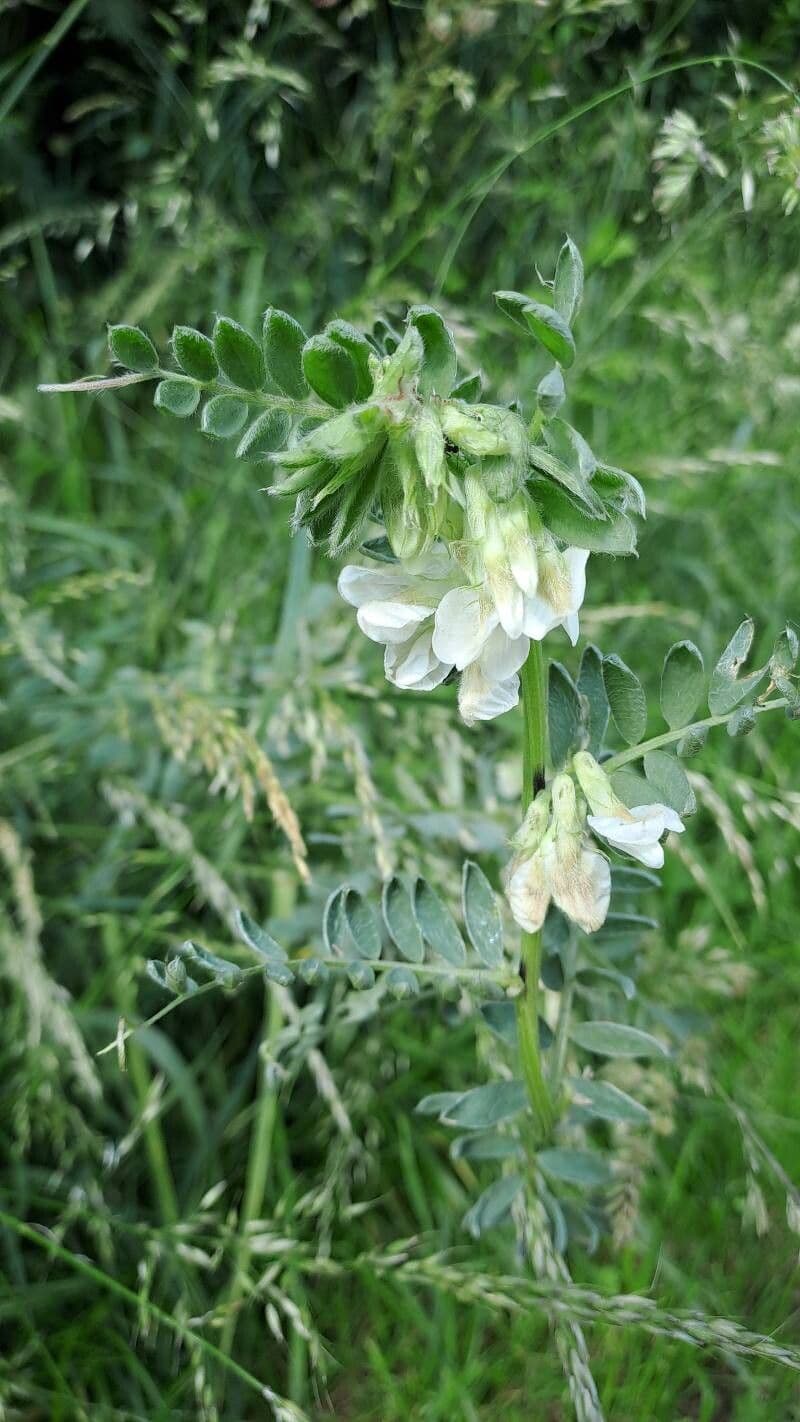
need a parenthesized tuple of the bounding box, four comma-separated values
(49, 242, 647, 564)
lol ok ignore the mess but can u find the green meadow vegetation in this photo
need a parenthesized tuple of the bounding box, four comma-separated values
(2, 3, 800, 1419)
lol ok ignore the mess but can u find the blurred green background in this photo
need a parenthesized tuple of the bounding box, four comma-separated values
(2, 2, 800, 1418)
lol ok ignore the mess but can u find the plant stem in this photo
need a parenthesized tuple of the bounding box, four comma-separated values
(602, 696, 789, 773)
(515, 643, 554, 1143)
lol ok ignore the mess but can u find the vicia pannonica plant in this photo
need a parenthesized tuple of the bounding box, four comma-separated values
(44, 237, 800, 1416)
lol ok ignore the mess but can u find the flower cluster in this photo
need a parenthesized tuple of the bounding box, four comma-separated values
(338, 530, 588, 724)
(264, 255, 644, 724)
(506, 752, 685, 936)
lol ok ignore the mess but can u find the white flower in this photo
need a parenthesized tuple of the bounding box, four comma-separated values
(573, 750, 685, 869)
(339, 527, 590, 725)
(522, 539, 589, 647)
(458, 664, 521, 724)
(586, 804, 685, 869)
(505, 777, 611, 936)
(337, 547, 456, 692)
(465, 481, 539, 639)
(431, 583, 529, 722)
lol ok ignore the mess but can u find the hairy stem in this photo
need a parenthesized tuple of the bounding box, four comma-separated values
(515, 644, 554, 1142)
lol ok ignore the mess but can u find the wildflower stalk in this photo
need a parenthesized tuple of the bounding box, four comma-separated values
(603, 695, 790, 772)
(516, 643, 555, 1142)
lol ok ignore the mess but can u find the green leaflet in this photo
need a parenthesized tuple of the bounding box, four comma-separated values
(461, 861, 504, 968)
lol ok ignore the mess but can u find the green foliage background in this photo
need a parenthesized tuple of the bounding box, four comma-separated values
(1, 2, 799, 1418)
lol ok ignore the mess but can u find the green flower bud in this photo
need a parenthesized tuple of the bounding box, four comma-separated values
(373, 325, 424, 396)
(572, 751, 619, 818)
(537, 367, 566, 416)
(380, 435, 430, 560)
(440, 402, 510, 456)
(511, 789, 551, 854)
(414, 406, 447, 491)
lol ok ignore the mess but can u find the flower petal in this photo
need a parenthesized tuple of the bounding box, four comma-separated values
(508, 540, 539, 598)
(488, 569, 525, 639)
(521, 593, 563, 641)
(458, 665, 520, 724)
(587, 813, 665, 869)
(552, 845, 611, 933)
(562, 611, 580, 646)
(432, 586, 498, 670)
(357, 598, 433, 645)
(588, 812, 665, 845)
(385, 629, 451, 690)
(563, 547, 589, 614)
(479, 625, 530, 682)
(407, 544, 458, 582)
(655, 805, 685, 835)
(506, 849, 551, 933)
(338, 564, 415, 608)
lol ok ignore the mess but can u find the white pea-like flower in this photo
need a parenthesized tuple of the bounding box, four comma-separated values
(505, 776, 611, 936)
(337, 546, 456, 693)
(573, 750, 685, 869)
(521, 535, 589, 646)
(339, 545, 531, 722)
(339, 526, 591, 726)
(465, 480, 539, 639)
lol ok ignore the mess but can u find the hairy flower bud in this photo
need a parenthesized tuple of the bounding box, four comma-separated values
(506, 774, 611, 936)
(414, 405, 447, 491)
(572, 751, 619, 817)
(465, 479, 539, 638)
(440, 402, 513, 457)
(574, 751, 686, 869)
(373, 325, 424, 396)
(278, 405, 385, 468)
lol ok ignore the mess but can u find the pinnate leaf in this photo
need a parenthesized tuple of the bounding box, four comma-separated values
(263, 308, 308, 398)
(548, 661, 583, 768)
(538, 1147, 612, 1188)
(413, 879, 466, 965)
(154, 379, 199, 417)
(382, 876, 425, 963)
(553, 235, 584, 324)
(201, 394, 248, 439)
(463, 1174, 523, 1237)
(406, 305, 458, 397)
(302, 336, 359, 408)
(708, 618, 767, 714)
(443, 1080, 528, 1129)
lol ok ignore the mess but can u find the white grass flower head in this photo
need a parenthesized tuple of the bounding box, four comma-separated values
(573, 750, 685, 870)
(506, 775, 611, 936)
(522, 531, 589, 646)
